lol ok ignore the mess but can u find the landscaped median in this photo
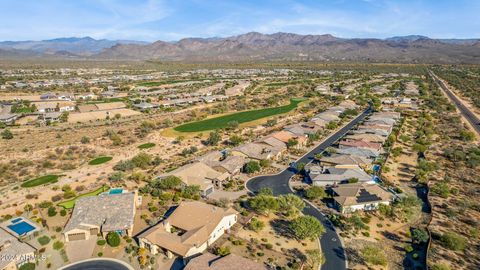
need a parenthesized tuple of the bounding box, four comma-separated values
(173, 98, 306, 132)
(88, 156, 113, 165)
(21, 174, 60, 188)
(57, 185, 110, 209)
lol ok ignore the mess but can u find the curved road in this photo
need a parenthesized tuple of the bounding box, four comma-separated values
(247, 107, 371, 270)
(60, 259, 133, 270)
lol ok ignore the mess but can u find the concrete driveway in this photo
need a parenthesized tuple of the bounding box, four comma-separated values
(66, 238, 97, 262)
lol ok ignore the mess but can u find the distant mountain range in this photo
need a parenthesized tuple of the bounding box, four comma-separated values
(1, 33, 480, 63)
(0, 37, 146, 56)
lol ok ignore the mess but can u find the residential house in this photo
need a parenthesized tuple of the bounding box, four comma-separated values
(157, 162, 229, 196)
(40, 112, 62, 122)
(75, 93, 97, 100)
(307, 165, 372, 186)
(319, 153, 372, 169)
(344, 133, 387, 144)
(331, 183, 394, 214)
(353, 127, 389, 137)
(133, 102, 159, 111)
(338, 139, 383, 153)
(57, 93, 75, 101)
(0, 229, 36, 270)
(358, 124, 392, 134)
(57, 101, 75, 112)
(336, 147, 380, 159)
(63, 192, 138, 242)
(270, 130, 307, 149)
(184, 253, 267, 270)
(231, 142, 283, 161)
(138, 201, 238, 261)
(0, 114, 18, 124)
(39, 93, 57, 100)
(196, 151, 246, 176)
(35, 102, 57, 113)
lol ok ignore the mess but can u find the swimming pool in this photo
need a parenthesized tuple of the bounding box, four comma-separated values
(8, 221, 36, 236)
(109, 188, 124, 195)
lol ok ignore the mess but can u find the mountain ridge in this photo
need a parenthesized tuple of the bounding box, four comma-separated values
(1, 33, 480, 63)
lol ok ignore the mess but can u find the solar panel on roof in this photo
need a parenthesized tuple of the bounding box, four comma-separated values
(356, 189, 382, 203)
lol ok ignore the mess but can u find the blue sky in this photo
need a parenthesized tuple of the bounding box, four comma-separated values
(1, 0, 479, 41)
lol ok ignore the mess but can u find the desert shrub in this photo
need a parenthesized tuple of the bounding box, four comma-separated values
(361, 245, 387, 266)
(440, 231, 466, 251)
(248, 218, 265, 232)
(37, 236, 51, 246)
(52, 241, 64, 250)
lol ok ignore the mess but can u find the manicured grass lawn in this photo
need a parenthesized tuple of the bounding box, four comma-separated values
(138, 143, 156, 149)
(58, 185, 110, 209)
(88, 156, 113, 165)
(174, 98, 306, 132)
(21, 175, 59, 188)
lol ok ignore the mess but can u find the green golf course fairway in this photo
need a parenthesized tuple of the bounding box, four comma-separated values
(174, 98, 306, 132)
(21, 175, 59, 188)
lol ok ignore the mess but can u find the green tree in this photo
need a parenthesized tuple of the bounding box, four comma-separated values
(154, 176, 182, 190)
(278, 194, 305, 217)
(305, 186, 326, 200)
(243, 161, 261, 173)
(226, 121, 239, 130)
(206, 130, 221, 146)
(47, 206, 57, 217)
(305, 249, 325, 268)
(258, 187, 273, 196)
(1, 129, 13, 139)
(249, 195, 279, 215)
(248, 217, 265, 232)
(287, 138, 299, 149)
(106, 232, 121, 247)
(229, 134, 243, 146)
(131, 152, 152, 169)
(290, 215, 325, 240)
(411, 228, 429, 244)
(215, 246, 231, 256)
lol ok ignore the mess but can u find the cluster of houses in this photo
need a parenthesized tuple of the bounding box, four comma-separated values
(306, 110, 401, 213)
(60, 189, 264, 268)
(153, 100, 360, 198)
(134, 81, 250, 110)
(284, 100, 358, 135)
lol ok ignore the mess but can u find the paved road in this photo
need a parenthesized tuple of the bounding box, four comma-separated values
(247, 107, 371, 270)
(60, 259, 133, 270)
(429, 70, 480, 134)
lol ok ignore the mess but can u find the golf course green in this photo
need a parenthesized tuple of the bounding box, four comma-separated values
(21, 175, 60, 188)
(88, 156, 113, 165)
(174, 98, 306, 132)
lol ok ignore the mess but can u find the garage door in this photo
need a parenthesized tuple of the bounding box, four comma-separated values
(90, 228, 99, 236)
(67, 233, 86, 241)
